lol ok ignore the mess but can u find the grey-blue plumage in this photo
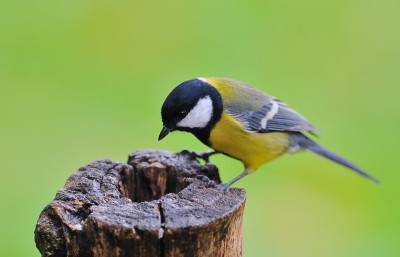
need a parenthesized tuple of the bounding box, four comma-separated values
(290, 133, 380, 184)
(245, 100, 319, 132)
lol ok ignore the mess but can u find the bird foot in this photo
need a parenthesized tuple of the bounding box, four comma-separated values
(193, 175, 217, 188)
(189, 176, 230, 191)
(218, 183, 230, 191)
(178, 149, 219, 164)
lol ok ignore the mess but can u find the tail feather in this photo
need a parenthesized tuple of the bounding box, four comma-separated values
(291, 133, 379, 184)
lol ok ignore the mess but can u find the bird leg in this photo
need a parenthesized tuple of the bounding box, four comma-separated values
(178, 149, 219, 164)
(220, 170, 250, 191)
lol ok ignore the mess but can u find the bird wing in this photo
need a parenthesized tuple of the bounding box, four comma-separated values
(236, 98, 319, 132)
(205, 78, 318, 133)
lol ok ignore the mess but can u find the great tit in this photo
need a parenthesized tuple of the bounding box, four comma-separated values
(159, 77, 378, 189)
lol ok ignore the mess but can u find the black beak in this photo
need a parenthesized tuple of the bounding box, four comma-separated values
(158, 126, 171, 141)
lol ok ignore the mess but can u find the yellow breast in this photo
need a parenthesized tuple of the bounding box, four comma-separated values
(209, 112, 290, 172)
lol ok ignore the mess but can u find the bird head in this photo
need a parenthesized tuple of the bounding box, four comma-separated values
(159, 78, 223, 142)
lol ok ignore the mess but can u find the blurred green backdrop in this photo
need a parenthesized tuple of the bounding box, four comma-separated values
(1, 1, 399, 256)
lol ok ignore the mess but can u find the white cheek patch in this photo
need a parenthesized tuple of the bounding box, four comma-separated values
(177, 96, 213, 128)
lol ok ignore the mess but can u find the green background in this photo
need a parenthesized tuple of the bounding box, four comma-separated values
(1, 1, 399, 256)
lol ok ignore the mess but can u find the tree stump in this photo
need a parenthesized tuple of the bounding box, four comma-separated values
(35, 150, 246, 257)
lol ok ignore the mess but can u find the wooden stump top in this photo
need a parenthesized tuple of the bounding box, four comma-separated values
(35, 150, 246, 257)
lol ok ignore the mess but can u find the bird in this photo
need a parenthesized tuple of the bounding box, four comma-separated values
(158, 77, 378, 190)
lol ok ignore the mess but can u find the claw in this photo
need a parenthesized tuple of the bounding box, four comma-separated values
(194, 175, 217, 188)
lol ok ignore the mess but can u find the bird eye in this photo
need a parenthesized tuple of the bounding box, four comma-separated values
(179, 110, 188, 116)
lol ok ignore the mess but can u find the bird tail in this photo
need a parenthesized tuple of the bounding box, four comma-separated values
(290, 133, 379, 184)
